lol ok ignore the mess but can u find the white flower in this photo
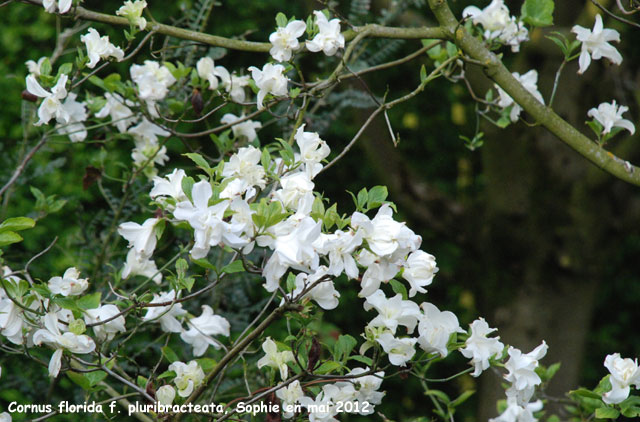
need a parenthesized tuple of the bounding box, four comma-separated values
(180, 305, 230, 356)
(463, 0, 511, 33)
(215, 67, 250, 102)
(25, 57, 47, 77)
(156, 385, 176, 405)
(572, 14, 622, 74)
(298, 389, 338, 422)
(221, 146, 266, 199)
(128, 117, 170, 144)
(84, 304, 126, 341)
(48, 267, 89, 297)
(287, 266, 340, 310)
(56, 93, 88, 143)
(95, 93, 136, 133)
(131, 144, 169, 176)
(496, 70, 544, 122)
(26, 74, 69, 126)
(275, 172, 315, 210)
(489, 396, 543, 422)
(402, 250, 438, 297)
(122, 248, 162, 283)
(460, 318, 504, 377)
(504, 342, 548, 404)
(81, 28, 124, 69)
(220, 113, 262, 142)
(351, 204, 421, 257)
(116, 0, 147, 30)
(259, 215, 321, 291)
(33, 313, 96, 377)
(602, 353, 640, 404)
(347, 367, 385, 407)
(314, 229, 362, 279)
(42, 0, 72, 14)
(130, 61, 176, 101)
(248, 63, 289, 109)
(169, 360, 204, 397)
(174, 181, 247, 258)
(142, 290, 186, 333)
(0, 268, 31, 345)
(306, 11, 345, 56)
(118, 217, 159, 258)
(364, 289, 421, 334)
(417, 302, 463, 357)
(150, 168, 187, 203)
(276, 380, 306, 418)
(257, 337, 294, 380)
(587, 100, 635, 136)
(463, 0, 528, 52)
(269, 19, 307, 62)
(376, 333, 417, 366)
(0, 413, 8, 422)
(196, 57, 220, 89)
(357, 250, 401, 298)
(295, 124, 330, 177)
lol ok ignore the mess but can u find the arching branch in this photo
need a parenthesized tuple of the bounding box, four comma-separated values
(427, 0, 640, 187)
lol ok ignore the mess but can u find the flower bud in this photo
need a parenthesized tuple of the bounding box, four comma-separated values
(156, 385, 176, 405)
(69, 319, 86, 335)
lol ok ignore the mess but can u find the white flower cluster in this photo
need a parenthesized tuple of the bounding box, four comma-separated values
(489, 342, 548, 422)
(495, 69, 545, 122)
(602, 353, 640, 404)
(463, 0, 529, 53)
(139, 290, 230, 356)
(265, 365, 384, 420)
(268, 11, 345, 63)
(0, 267, 126, 377)
(140, 122, 474, 373)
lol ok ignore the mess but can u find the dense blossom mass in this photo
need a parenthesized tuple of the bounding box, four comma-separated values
(2, 2, 638, 422)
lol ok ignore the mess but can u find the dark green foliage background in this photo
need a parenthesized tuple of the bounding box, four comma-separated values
(1, 1, 639, 421)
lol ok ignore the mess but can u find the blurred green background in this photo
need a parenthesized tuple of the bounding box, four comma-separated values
(1, 0, 639, 421)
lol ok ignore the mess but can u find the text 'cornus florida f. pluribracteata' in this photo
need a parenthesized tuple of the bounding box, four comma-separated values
(8, 2, 640, 421)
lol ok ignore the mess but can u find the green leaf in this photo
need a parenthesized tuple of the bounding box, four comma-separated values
(276, 12, 288, 28)
(425, 389, 451, 405)
(0, 231, 23, 247)
(184, 153, 214, 176)
(85, 370, 107, 387)
(286, 272, 297, 292)
(334, 334, 357, 361)
(220, 260, 244, 274)
(67, 372, 92, 391)
(389, 279, 408, 300)
(367, 186, 388, 209)
(357, 188, 368, 211)
(157, 370, 176, 379)
(181, 176, 196, 202)
(314, 360, 342, 374)
(420, 65, 427, 83)
(196, 358, 217, 371)
(546, 362, 561, 379)
(451, 390, 475, 407)
(570, 388, 602, 400)
(349, 355, 373, 366)
(521, 0, 554, 27)
(137, 375, 148, 389)
(57, 62, 73, 76)
(595, 407, 620, 419)
(162, 346, 179, 363)
(53, 296, 80, 312)
(191, 258, 217, 271)
(40, 58, 52, 76)
(77, 292, 101, 310)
